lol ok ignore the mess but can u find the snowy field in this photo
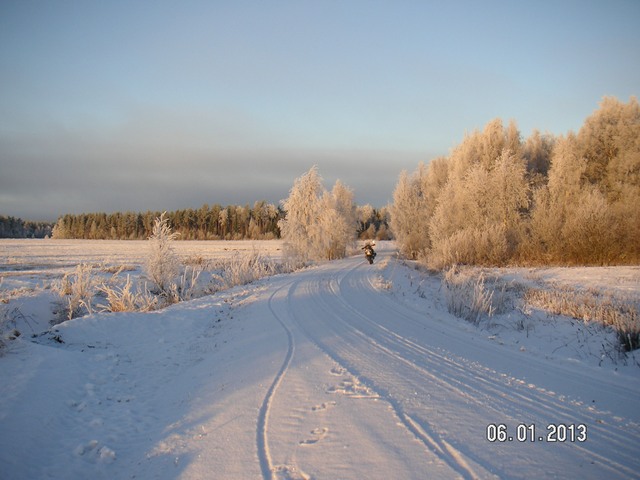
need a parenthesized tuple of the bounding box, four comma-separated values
(0, 238, 284, 273)
(1, 239, 639, 479)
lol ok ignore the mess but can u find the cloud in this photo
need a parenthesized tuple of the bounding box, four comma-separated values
(1, 99, 434, 221)
(1, 113, 428, 221)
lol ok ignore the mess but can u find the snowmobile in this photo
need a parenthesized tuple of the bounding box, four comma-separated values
(362, 241, 377, 264)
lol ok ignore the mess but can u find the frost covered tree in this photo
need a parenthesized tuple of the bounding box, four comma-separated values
(528, 133, 584, 260)
(278, 166, 324, 262)
(146, 212, 180, 295)
(523, 129, 554, 178)
(390, 167, 429, 259)
(389, 158, 449, 260)
(318, 180, 357, 259)
(391, 96, 639, 267)
(391, 118, 533, 267)
(529, 96, 640, 263)
(279, 166, 356, 262)
(428, 148, 529, 267)
(578, 96, 640, 196)
(577, 97, 640, 262)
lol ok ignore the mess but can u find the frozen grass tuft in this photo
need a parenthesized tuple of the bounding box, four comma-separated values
(175, 265, 204, 302)
(52, 263, 98, 321)
(442, 266, 508, 325)
(525, 287, 639, 352)
(211, 249, 280, 291)
(97, 275, 158, 313)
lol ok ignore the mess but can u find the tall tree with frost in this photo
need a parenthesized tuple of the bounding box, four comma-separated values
(530, 96, 640, 263)
(390, 170, 424, 259)
(318, 180, 357, 259)
(279, 166, 324, 262)
(428, 148, 529, 267)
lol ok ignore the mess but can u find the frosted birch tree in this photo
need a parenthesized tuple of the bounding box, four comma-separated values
(318, 180, 356, 259)
(278, 166, 323, 262)
(279, 166, 356, 262)
(390, 169, 428, 259)
(529, 97, 640, 263)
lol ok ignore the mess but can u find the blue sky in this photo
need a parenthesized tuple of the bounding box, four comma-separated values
(1, 0, 639, 221)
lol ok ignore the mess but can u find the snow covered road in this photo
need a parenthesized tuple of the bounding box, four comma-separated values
(1, 242, 639, 479)
(255, 245, 640, 479)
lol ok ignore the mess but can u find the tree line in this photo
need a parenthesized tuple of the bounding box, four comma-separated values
(50, 202, 284, 240)
(0, 215, 53, 238)
(48, 202, 390, 242)
(391, 96, 640, 267)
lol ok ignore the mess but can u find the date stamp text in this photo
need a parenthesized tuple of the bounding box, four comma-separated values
(486, 423, 587, 443)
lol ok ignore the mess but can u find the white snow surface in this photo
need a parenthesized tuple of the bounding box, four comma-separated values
(1, 240, 639, 479)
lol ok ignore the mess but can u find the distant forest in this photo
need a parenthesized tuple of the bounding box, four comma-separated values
(45, 202, 389, 241)
(0, 216, 53, 239)
(51, 203, 283, 240)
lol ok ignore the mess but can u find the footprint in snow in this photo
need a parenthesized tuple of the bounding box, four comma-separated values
(74, 440, 116, 463)
(273, 464, 311, 480)
(327, 377, 379, 399)
(311, 401, 336, 412)
(299, 427, 328, 446)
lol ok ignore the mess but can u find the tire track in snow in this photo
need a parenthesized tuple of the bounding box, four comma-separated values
(291, 272, 485, 480)
(331, 270, 580, 420)
(335, 263, 640, 477)
(257, 281, 296, 480)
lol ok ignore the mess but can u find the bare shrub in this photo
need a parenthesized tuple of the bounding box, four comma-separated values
(1, 305, 30, 354)
(99, 263, 138, 274)
(183, 254, 211, 269)
(98, 264, 201, 313)
(146, 213, 180, 296)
